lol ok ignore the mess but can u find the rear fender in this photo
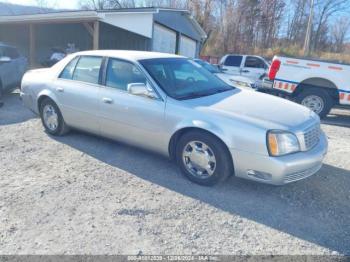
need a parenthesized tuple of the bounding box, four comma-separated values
(36, 89, 59, 114)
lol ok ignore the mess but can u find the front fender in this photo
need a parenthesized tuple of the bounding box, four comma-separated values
(172, 118, 234, 150)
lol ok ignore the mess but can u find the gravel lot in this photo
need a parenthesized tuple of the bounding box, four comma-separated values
(0, 91, 350, 255)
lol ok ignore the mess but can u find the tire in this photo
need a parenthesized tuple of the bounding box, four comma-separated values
(176, 130, 233, 186)
(295, 88, 333, 119)
(39, 98, 69, 136)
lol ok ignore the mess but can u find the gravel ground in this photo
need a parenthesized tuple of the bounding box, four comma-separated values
(0, 91, 350, 255)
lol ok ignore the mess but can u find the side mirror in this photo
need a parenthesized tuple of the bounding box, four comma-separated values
(127, 83, 157, 99)
(0, 56, 11, 63)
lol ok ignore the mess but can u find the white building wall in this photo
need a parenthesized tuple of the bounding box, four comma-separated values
(101, 12, 154, 38)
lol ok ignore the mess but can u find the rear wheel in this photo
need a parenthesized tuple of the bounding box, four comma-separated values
(39, 98, 69, 136)
(176, 130, 233, 186)
(295, 88, 333, 118)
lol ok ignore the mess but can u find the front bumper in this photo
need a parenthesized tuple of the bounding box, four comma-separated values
(230, 132, 328, 185)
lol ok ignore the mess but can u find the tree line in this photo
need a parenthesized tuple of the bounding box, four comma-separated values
(78, 0, 350, 59)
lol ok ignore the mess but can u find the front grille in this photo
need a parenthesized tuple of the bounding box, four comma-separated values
(284, 163, 322, 183)
(302, 123, 321, 151)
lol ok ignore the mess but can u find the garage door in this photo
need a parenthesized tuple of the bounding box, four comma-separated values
(180, 35, 197, 58)
(153, 24, 176, 54)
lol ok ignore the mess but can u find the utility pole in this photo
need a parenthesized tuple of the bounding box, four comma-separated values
(303, 0, 314, 56)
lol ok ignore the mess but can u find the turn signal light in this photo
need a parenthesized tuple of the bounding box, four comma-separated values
(268, 133, 279, 156)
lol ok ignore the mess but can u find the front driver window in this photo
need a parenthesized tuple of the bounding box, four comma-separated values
(224, 55, 242, 67)
(244, 56, 266, 69)
(106, 59, 147, 91)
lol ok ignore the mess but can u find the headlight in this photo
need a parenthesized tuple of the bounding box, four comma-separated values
(267, 130, 300, 156)
(229, 79, 251, 88)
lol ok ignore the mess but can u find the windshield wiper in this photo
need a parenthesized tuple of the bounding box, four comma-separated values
(177, 91, 211, 100)
(212, 87, 234, 94)
(177, 88, 232, 100)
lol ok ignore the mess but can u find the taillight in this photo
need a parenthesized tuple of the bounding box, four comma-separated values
(268, 59, 281, 80)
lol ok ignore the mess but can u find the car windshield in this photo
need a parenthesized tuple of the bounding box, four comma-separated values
(194, 59, 221, 74)
(140, 58, 233, 100)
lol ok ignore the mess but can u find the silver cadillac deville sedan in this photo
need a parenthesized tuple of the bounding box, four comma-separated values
(21, 50, 328, 186)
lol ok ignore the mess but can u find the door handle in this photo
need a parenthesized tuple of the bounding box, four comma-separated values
(102, 97, 113, 104)
(56, 87, 64, 92)
(241, 69, 250, 73)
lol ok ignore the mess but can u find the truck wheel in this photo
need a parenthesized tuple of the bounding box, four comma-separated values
(295, 88, 333, 118)
(176, 130, 233, 186)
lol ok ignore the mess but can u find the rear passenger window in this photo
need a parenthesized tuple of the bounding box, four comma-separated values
(59, 56, 79, 80)
(106, 59, 146, 91)
(72, 56, 103, 84)
(224, 55, 242, 67)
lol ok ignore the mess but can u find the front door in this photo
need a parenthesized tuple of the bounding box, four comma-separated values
(221, 55, 243, 76)
(241, 56, 267, 81)
(98, 58, 166, 152)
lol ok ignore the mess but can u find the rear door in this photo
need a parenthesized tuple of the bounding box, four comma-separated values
(5, 47, 27, 86)
(221, 55, 243, 75)
(0, 46, 12, 90)
(55, 55, 103, 134)
(241, 56, 267, 80)
(1, 46, 18, 90)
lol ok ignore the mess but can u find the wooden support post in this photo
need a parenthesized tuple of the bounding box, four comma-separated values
(29, 24, 36, 68)
(93, 21, 99, 50)
(83, 22, 94, 37)
(175, 32, 181, 55)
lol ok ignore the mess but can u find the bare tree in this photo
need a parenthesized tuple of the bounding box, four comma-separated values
(312, 0, 349, 51)
(331, 17, 350, 53)
(35, 0, 58, 9)
(286, 0, 309, 45)
(79, 0, 134, 10)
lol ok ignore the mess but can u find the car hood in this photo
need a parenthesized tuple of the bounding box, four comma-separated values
(183, 89, 317, 130)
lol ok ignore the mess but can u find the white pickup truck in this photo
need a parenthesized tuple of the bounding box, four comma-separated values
(267, 56, 350, 118)
(219, 54, 270, 81)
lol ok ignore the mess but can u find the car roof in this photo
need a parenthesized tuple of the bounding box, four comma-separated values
(74, 50, 186, 61)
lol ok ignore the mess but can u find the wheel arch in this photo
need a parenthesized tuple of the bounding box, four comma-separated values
(168, 126, 234, 169)
(295, 77, 339, 101)
(36, 90, 59, 113)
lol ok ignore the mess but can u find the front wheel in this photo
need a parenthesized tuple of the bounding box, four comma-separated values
(176, 131, 233, 186)
(39, 98, 69, 136)
(295, 88, 333, 118)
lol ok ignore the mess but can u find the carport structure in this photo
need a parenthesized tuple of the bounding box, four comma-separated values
(0, 8, 206, 67)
